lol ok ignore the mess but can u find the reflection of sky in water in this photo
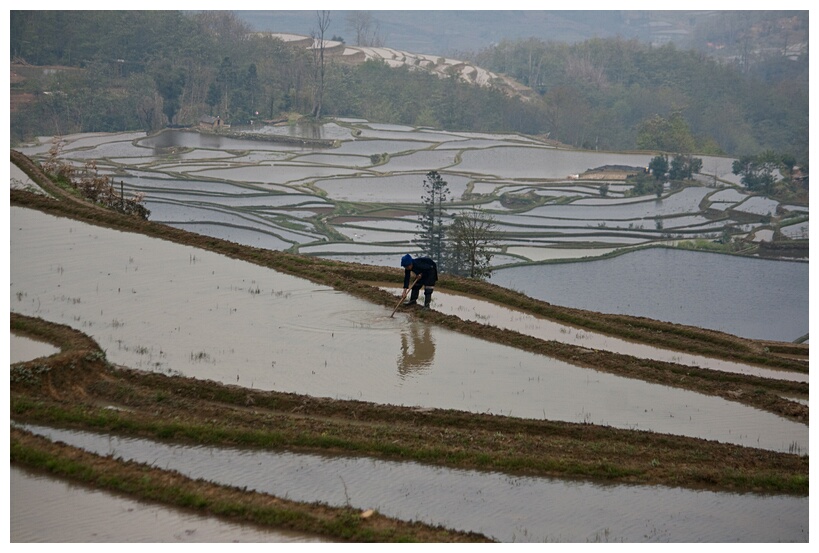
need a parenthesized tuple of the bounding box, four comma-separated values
(10, 334, 59, 363)
(375, 149, 460, 172)
(698, 155, 743, 186)
(524, 187, 712, 219)
(244, 122, 353, 140)
(486, 212, 713, 230)
(780, 220, 808, 238)
(733, 195, 780, 215)
(430, 129, 543, 143)
(121, 176, 268, 194)
(493, 247, 808, 343)
(316, 173, 470, 203)
(290, 153, 372, 167)
(145, 192, 328, 208)
(168, 223, 298, 250)
(435, 139, 534, 150)
(334, 218, 420, 232)
(18, 126, 756, 254)
(459, 147, 654, 179)
(333, 139, 436, 155)
(335, 226, 410, 243)
(19, 425, 808, 543)
(59, 131, 147, 150)
(144, 202, 322, 244)
(227, 151, 294, 163)
(708, 188, 747, 203)
(12, 121, 800, 342)
(60, 141, 154, 159)
(361, 122, 417, 131)
(355, 127, 468, 142)
(10, 208, 808, 454)
(398, 289, 808, 382)
(11, 465, 322, 543)
(195, 164, 360, 184)
(707, 202, 739, 211)
(301, 243, 411, 254)
(138, 131, 313, 152)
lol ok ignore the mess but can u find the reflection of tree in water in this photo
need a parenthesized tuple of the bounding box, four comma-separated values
(397, 321, 436, 378)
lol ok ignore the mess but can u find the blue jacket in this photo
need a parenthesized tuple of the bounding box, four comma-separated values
(404, 257, 438, 288)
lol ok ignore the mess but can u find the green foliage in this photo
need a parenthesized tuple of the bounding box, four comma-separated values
(669, 154, 703, 181)
(628, 171, 663, 197)
(476, 35, 805, 162)
(369, 153, 388, 165)
(637, 112, 698, 153)
(731, 151, 784, 194)
(9, 12, 807, 166)
(648, 154, 669, 180)
(416, 171, 449, 264)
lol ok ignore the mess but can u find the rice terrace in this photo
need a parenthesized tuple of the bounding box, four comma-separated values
(9, 115, 808, 542)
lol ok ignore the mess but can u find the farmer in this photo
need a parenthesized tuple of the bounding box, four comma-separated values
(400, 254, 438, 310)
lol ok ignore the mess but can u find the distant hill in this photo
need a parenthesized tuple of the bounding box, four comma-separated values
(264, 32, 536, 102)
(235, 10, 808, 63)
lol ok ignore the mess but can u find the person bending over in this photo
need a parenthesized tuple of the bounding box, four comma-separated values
(400, 254, 438, 310)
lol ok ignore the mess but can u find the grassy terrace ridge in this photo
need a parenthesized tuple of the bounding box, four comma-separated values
(9, 313, 809, 498)
(9, 150, 809, 424)
(11, 429, 491, 543)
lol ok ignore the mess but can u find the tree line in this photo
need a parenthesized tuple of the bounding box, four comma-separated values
(471, 36, 807, 165)
(10, 11, 807, 168)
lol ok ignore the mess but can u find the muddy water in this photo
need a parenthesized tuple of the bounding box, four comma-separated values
(9, 207, 808, 454)
(10, 333, 59, 363)
(10, 466, 326, 542)
(16, 425, 809, 543)
(378, 287, 808, 383)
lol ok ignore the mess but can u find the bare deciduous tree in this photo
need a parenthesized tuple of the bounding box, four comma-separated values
(346, 11, 384, 47)
(311, 10, 331, 118)
(447, 210, 498, 280)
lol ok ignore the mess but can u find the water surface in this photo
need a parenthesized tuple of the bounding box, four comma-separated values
(10, 466, 325, 543)
(492, 248, 808, 342)
(17, 425, 808, 543)
(10, 207, 807, 453)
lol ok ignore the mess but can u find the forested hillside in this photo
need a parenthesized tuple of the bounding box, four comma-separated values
(10, 10, 808, 165)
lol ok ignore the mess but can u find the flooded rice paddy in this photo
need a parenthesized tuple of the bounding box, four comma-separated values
(11, 465, 326, 543)
(11, 120, 809, 542)
(492, 248, 808, 343)
(9, 334, 59, 364)
(383, 287, 808, 383)
(14, 121, 807, 342)
(10, 207, 807, 454)
(16, 424, 809, 543)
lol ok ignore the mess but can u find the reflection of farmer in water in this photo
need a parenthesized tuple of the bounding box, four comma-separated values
(397, 322, 436, 377)
(399, 254, 438, 310)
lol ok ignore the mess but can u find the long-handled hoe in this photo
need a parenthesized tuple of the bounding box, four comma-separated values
(390, 274, 422, 318)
